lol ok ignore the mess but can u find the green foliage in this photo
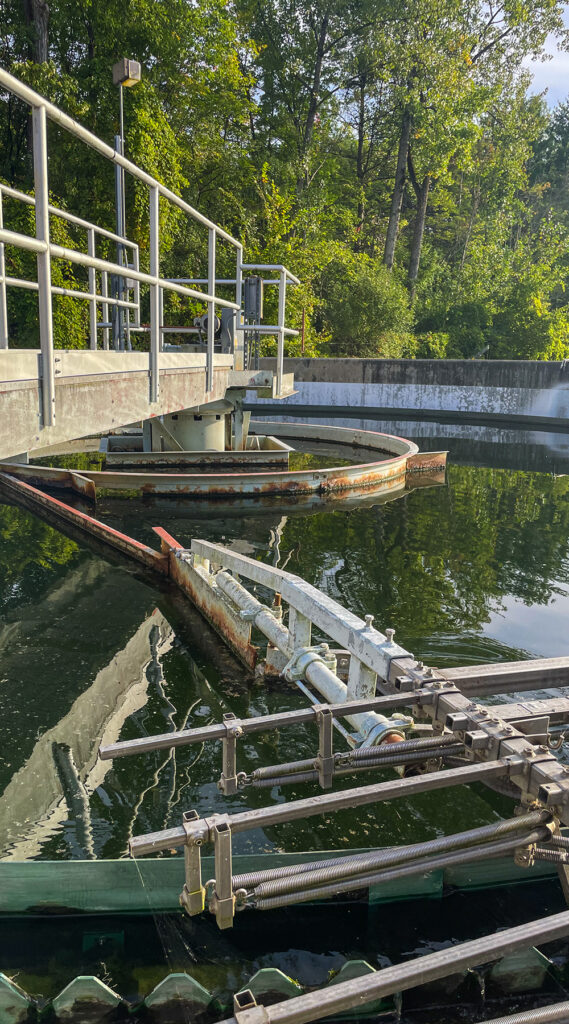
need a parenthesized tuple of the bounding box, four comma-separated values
(321, 249, 415, 357)
(1, 0, 569, 359)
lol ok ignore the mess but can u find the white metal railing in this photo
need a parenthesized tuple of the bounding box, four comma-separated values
(0, 181, 140, 354)
(166, 264, 299, 392)
(0, 69, 296, 430)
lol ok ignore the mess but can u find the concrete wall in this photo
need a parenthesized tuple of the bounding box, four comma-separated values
(251, 358, 569, 428)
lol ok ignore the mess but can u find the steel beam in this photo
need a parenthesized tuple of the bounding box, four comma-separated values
(439, 657, 569, 696)
(215, 911, 569, 1024)
(129, 761, 511, 857)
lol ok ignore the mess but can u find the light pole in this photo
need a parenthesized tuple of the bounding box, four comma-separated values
(112, 59, 141, 350)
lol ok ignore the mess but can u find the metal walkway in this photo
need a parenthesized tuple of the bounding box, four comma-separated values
(0, 70, 297, 461)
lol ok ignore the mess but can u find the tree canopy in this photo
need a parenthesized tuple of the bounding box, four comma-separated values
(1, 0, 569, 357)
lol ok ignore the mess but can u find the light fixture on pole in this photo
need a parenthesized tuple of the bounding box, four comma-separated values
(111, 59, 141, 350)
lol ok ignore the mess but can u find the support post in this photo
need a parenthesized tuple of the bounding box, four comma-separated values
(87, 228, 97, 349)
(0, 192, 8, 349)
(32, 104, 55, 427)
(101, 271, 110, 350)
(212, 818, 235, 929)
(347, 658, 377, 704)
(132, 244, 141, 327)
(234, 246, 244, 370)
(180, 810, 205, 915)
(276, 269, 286, 398)
(288, 608, 312, 649)
(149, 186, 160, 403)
(113, 133, 124, 351)
(220, 712, 242, 795)
(315, 705, 334, 789)
(207, 227, 216, 392)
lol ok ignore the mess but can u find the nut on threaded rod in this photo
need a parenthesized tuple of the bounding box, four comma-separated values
(534, 847, 569, 865)
(364, 614, 374, 629)
(385, 628, 395, 643)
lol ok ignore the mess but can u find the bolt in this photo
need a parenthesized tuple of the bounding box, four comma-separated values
(425, 667, 433, 678)
(385, 628, 395, 643)
(365, 614, 374, 629)
(416, 661, 424, 671)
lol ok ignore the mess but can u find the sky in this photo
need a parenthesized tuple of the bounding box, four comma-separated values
(525, 4, 569, 105)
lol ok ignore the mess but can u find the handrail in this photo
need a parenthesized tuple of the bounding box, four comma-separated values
(0, 67, 297, 429)
(0, 69, 241, 248)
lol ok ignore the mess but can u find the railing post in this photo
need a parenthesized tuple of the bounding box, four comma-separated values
(234, 245, 243, 371)
(0, 192, 8, 349)
(277, 268, 286, 398)
(132, 244, 140, 327)
(32, 104, 55, 427)
(207, 227, 216, 392)
(149, 186, 160, 403)
(87, 228, 97, 349)
(158, 283, 164, 353)
(101, 271, 110, 350)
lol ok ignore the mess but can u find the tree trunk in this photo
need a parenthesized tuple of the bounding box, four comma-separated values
(23, 0, 49, 62)
(408, 174, 430, 301)
(297, 12, 329, 193)
(356, 75, 366, 236)
(383, 108, 411, 269)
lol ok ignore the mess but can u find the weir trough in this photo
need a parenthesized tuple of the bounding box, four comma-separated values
(0, 421, 447, 500)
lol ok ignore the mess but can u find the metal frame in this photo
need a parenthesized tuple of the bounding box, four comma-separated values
(124, 538, 569, 929)
(216, 912, 569, 1024)
(0, 69, 298, 430)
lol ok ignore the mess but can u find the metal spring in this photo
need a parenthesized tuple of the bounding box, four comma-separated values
(350, 733, 461, 760)
(249, 745, 465, 788)
(469, 1000, 569, 1024)
(232, 811, 550, 893)
(253, 828, 549, 911)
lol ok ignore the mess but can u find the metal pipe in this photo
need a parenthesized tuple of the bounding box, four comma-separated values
(471, 1002, 569, 1024)
(0, 193, 8, 348)
(129, 760, 511, 856)
(217, 912, 569, 1024)
(100, 691, 427, 761)
(207, 227, 215, 392)
(87, 228, 97, 349)
(32, 104, 55, 428)
(214, 570, 401, 744)
(149, 186, 160, 402)
(0, 228, 240, 309)
(253, 828, 549, 910)
(0, 181, 137, 247)
(0, 68, 242, 250)
(249, 813, 551, 899)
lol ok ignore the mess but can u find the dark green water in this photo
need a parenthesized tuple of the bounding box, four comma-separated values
(2, 452, 569, 861)
(3, 434, 569, 1017)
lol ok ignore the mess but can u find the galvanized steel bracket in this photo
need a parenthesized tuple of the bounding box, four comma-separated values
(282, 644, 337, 683)
(209, 815, 235, 930)
(314, 704, 334, 789)
(180, 810, 205, 916)
(218, 712, 243, 795)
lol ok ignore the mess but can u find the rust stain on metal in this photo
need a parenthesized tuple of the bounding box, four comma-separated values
(0, 426, 446, 502)
(0, 472, 169, 574)
(167, 548, 258, 671)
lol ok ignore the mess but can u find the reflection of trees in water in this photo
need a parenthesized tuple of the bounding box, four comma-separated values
(0, 503, 80, 604)
(278, 465, 569, 640)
